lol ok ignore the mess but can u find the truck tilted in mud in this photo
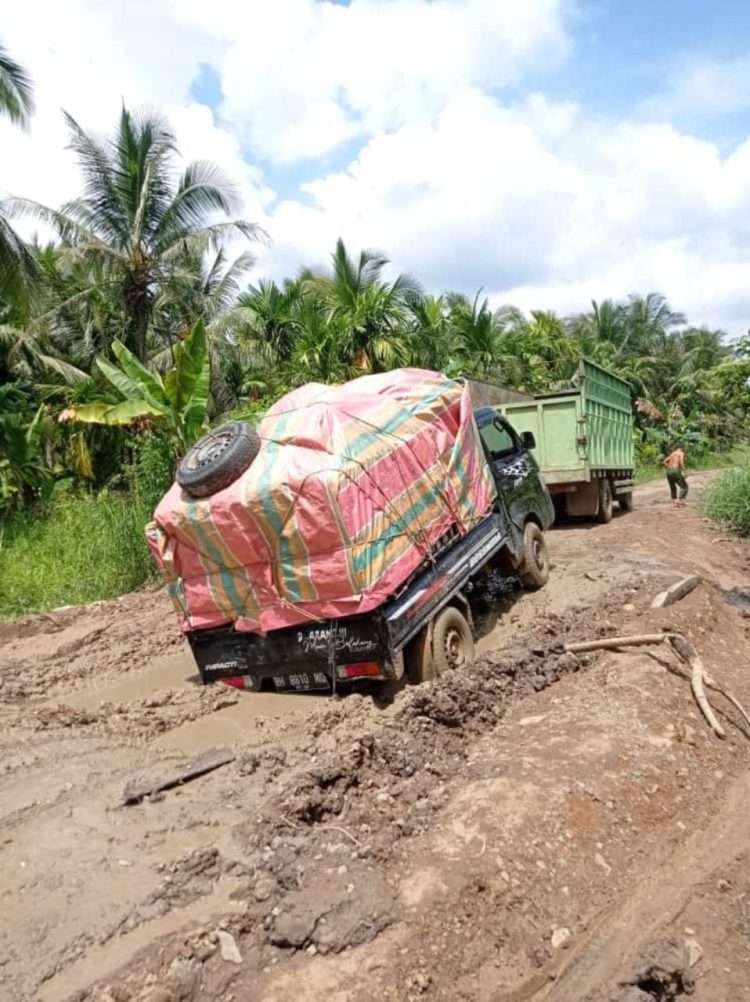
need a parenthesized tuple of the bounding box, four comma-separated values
(147, 369, 553, 692)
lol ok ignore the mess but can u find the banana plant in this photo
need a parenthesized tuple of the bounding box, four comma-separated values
(0, 402, 51, 510)
(65, 319, 209, 454)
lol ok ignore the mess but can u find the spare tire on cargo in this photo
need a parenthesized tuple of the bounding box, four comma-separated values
(176, 421, 260, 498)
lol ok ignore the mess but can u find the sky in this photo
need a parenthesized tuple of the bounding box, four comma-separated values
(3, 0, 750, 334)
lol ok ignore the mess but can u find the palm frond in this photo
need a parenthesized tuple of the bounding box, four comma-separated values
(0, 43, 34, 128)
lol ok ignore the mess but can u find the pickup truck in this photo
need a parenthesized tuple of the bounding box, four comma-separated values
(148, 370, 553, 692)
(467, 359, 634, 522)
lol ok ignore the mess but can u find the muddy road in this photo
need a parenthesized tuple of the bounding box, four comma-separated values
(1, 474, 749, 1002)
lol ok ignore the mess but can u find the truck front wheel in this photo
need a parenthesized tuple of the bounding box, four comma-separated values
(520, 522, 549, 589)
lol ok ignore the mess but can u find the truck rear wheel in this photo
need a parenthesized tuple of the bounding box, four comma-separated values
(405, 627, 433, 684)
(597, 478, 613, 524)
(618, 490, 634, 513)
(406, 607, 475, 684)
(520, 522, 549, 589)
(433, 607, 474, 676)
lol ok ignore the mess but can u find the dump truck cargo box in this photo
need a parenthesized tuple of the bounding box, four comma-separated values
(498, 360, 633, 485)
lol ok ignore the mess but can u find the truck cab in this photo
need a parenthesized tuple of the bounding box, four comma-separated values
(473, 406, 555, 540)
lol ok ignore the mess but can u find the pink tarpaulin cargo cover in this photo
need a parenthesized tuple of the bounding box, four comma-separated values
(147, 368, 496, 634)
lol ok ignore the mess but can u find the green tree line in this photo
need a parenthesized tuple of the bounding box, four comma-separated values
(2, 43, 750, 517)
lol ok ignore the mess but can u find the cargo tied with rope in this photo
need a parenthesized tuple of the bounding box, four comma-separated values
(147, 369, 497, 636)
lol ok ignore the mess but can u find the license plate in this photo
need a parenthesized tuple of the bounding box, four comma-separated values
(271, 671, 331, 692)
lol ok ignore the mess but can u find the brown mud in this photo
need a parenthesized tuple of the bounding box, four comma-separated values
(1, 473, 749, 1002)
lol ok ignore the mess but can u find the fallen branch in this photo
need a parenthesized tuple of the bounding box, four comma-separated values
(657, 661, 750, 733)
(668, 634, 724, 738)
(122, 748, 235, 805)
(704, 674, 750, 732)
(651, 574, 702, 609)
(565, 633, 673, 654)
(564, 632, 749, 740)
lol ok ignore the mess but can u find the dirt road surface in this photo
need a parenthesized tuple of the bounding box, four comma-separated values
(1, 473, 749, 1002)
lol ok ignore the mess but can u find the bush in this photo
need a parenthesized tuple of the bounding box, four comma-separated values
(704, 465, 750, 536)
(0, 442, 174, 618)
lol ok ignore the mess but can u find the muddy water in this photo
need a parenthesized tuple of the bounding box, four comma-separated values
(64, 650, 328, 752)
(65, 652, 200, 708)
(154, 688, 328, 752)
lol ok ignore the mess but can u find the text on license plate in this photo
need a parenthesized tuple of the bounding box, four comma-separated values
(272, 671, 330, 691)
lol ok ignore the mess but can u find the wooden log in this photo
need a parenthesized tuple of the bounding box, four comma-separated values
(564, 633, 672, 654)
(650, 574, 702, 609)
(122, 748, 235, 805)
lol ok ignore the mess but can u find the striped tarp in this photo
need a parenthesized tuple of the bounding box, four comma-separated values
(147, 369, 496, 634)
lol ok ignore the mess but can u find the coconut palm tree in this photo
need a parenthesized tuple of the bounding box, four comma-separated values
(310, 238, 421, 372)
(0, 43, 37, 307)
(9, 106, 261, 361)
(406, 294, 457, 371)
(616, 293, 685, 361)
(0, 42, 34, 128)
(447, 291, 507, 377)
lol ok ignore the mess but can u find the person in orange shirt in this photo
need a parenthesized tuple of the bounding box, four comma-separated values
(663, 444, 688, 506)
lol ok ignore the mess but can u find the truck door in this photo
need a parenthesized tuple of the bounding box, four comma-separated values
(478, 414, 542, 532)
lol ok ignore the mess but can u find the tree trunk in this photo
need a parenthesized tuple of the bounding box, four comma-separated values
(134, 294, 150, 362)
(126, 273, 151, 362)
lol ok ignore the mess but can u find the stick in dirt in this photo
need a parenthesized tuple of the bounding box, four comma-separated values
(122, 748, 235, 805)
(564, 632, 749, 740)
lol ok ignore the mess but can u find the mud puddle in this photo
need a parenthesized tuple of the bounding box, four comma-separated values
(64, 652, 200, 708)
(153, 687, 329, 751)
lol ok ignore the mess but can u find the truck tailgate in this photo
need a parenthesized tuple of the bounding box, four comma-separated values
(500, 393, 585, 483)
(189, 617, 386, 691)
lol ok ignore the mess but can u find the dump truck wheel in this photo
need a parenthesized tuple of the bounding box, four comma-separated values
(597, 478, 614, 524)
(618, 490, 634, 513)
(520, 522, 549, 589)
(176, 421, 260, 498)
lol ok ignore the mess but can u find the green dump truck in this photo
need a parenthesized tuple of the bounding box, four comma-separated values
(465, 359, 634, 522)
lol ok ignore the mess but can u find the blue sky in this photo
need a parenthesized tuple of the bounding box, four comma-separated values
(559, 0, 750, 145)
(4, 0, 750, 331)
(193, 0, 750, 185)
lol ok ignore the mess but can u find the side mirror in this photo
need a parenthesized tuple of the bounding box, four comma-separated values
(521, 431, 536, 450)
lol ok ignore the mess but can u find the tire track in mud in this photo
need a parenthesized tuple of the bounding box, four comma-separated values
(540, 770, 750, 1002)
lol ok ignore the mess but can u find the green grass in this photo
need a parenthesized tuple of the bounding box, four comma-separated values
(0, 489, 158, 619)
(704, 464, 750, 536)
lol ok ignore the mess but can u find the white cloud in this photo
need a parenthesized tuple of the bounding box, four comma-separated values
(3, 0, 750, 335)
(0, 0, 272, 231)
(171, 0, 572, 163)
(255, 95, 750, 333)
(640, 56, 750, 122)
